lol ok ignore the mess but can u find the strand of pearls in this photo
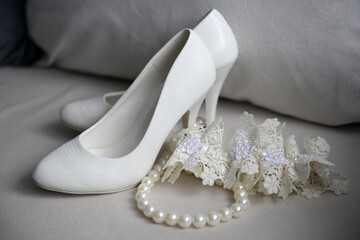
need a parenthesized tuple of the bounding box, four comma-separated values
(135, 153, 250, 229)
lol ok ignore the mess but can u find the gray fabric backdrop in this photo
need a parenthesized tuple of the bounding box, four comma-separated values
(27, 0, 360, 125)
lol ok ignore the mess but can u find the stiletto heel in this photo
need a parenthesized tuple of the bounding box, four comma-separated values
(182, 95, 205, 128)
(193, 9, 238, 125)
(205, 63, 234, 124)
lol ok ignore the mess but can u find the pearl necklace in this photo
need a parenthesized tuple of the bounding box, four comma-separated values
(135, 153, 250, 228)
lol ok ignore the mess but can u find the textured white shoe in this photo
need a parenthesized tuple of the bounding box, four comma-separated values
(33, 29, 216, 194)
(59, 91, 125, 131)
(59, 9, 238, 130)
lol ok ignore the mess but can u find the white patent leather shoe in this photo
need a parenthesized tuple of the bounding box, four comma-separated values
(33, 29, 216, 194)
(59, 9, 238, 131)
(192, 9, 238, 126)
(59, 91, 125, 131)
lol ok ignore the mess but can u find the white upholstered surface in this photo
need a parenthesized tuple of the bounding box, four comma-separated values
(0, 67, 359, 240)
(27, 0, 360, 125)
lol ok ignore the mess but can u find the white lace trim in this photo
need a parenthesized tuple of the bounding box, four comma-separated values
(162, 112, 349, 199)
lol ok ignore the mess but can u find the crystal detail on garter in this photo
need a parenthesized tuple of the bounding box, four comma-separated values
(178, 137, 203, 154)
(261, 148, 288, 164)
(229, 140, 252, 161)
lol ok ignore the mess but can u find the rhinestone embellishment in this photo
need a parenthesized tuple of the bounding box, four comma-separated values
(178, 137, 203, 154)
(230, 140, 252, 161)
(261, 148, 288, 164)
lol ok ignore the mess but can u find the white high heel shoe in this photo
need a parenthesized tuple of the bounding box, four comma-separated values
(33, 29, 216, 194)
(59, 9, 238, 131)
(189, 9, 238, 126)
(59, 91, 125, 131)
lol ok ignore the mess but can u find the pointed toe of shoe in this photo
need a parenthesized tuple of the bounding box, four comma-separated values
(32, 138, 96, 194)
(33, 141, 83, 193)
(32, 155, 68, 193)
(32, 138, 141, 194)
(59, 97, 111, 131)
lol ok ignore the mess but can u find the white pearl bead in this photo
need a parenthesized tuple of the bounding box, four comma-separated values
(194, 118, 206, 127)
(148, 170, 160, 183)
(152, 163, 164, 174)
(236, 197, 250, 210)
(152, 210, 165, 223)
(232, 182, 245, 192)
(135, 191, 148, 202)
(141, 177, 154, 187)
(196, 117, 205, 125)
(143, 205, 155, 218)
(215, 179, 224, 187)
(137, 184, 151, 193)
(219, 207, 232, 222)
(165, 212, 178, 226)
(231, 203, 243, 218)
(207, 211, 221, 226)
(178, 214, 192, 228)
(158, 158, 167, 166)
(234, 190, 248, 200)
(163, 152, 171, 159)
(193, 213, 206, 228)
(137, 199, 150, 210)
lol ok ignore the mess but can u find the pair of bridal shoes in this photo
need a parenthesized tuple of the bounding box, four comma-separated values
(33, 9, 238, 194)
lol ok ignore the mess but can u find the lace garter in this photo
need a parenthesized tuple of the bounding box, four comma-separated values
(162, 112, 349, 199)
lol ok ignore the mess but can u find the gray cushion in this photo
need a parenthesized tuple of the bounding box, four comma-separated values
(27, 0, 360, 125)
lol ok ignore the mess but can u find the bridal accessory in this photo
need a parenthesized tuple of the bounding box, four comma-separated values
(33, 29, 216, 194)
(162, 112, 349, 199)
(135, 112, 348, 228)
(60, 9, 238, 131)
(136, 152, 250, 229)
(59, 91, 125, 131)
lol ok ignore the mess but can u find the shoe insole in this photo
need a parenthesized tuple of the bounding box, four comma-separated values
(81, 32, 188, 158)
